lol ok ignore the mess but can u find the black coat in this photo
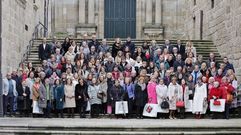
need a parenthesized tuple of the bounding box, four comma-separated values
(75, 83, 89, 107)
(134, 84, 147, 107)
(38, 44, 51, 60)
(17, 86, 31, 111)
(61, 42, 71, 55)
(110, 85, 125, 107)
(175, 44, 185, 57)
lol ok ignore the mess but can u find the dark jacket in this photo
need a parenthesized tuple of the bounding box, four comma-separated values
(39, 44, 51, 60)
(54, 85, 65, 110)
(134, 84, 147, 107)
(110, 85, 125, 107)
(75, 83, 89, 107)
(17, 86, 31, 111)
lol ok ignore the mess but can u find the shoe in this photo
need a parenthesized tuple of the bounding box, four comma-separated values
(169, 116, 173, 119)
(173, 117, 177, 119)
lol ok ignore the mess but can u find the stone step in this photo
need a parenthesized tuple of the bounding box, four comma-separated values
(0, 118, 240, 135)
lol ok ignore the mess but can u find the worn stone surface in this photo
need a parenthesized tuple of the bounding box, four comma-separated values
(1, 0, 44, 76)
(184, 0, 241, 82)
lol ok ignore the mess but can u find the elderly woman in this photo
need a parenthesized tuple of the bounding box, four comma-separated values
(134, 77, 147, 119)
(64, 78, 76, 118)
(54, 79, 65, 118)
(75, 78, 89, 118)
(99, 75, 108, 114)
(147, 76, 157, 104)
(168, 76, 182, 119)
(64, 46, 76, 65)
(88, 78, 102, 118)
(32, 77, 44, 117)
(17, 80, 31, 117)
(209, 81, 225, 119)
(156, 78, 169, 118)
(193, 77, 207, 119)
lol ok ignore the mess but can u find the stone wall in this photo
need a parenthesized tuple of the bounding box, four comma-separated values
(51, 0, 186, 39)
(1, 0, 45, 75)
(184, 0, 241, 82)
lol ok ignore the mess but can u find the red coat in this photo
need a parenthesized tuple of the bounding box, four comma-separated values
(208, 87, 223, 101)
(220, 83, 234, 103)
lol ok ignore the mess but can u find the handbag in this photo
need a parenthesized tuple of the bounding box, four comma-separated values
(176, 101, 184, 108)
(146, 105, 153, 113)
(161, 100, 169, 109)
(97, 92, 103, 100)
(227, 93, 233, 102)
(213, 100, 221, 106)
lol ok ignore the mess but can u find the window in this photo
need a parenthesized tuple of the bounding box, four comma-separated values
(211, 0, 214, 9)
(194, 0, 196, 6)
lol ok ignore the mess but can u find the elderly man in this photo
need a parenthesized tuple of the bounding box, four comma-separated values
(39, 37, 51, 61)
(3, 72, 18, 116)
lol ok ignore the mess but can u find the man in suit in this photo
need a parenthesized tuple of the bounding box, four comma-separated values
(39, 37, 51, 61)
(163, 39, 173, 54)
(175, 40, 185, 60)
(3, 72, 18, 116)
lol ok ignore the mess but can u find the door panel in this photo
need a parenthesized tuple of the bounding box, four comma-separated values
(104, 0, 136, 38)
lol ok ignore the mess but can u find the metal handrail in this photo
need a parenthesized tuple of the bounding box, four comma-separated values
(19, 22, 48, 67)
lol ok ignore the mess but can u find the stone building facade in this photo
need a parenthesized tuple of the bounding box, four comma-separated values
(184, 0, 241, 81)
(51, 0, 186, 39)
(1, 0, 45, 75)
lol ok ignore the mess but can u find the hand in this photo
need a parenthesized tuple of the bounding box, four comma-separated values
(78, 96, 81, 99)
(60, 98, 62, 102)
(23, 93, 27, 96)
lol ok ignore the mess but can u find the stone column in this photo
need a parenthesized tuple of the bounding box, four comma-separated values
(98, 0, 104, 38)
(78, 0, 85, 23)
(155, 0, 162, 24)
(88, 0, 95, 24)
(136, 0, 142, 38)
(145, 0, 152, 24)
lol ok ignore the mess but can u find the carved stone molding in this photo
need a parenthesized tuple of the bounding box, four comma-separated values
(76, 23, 97, 38)
(143, 24, 164, 39)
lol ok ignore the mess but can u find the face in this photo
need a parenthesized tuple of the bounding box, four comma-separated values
(115, 80, 120, 86)
(181, 79, 185, 85)
(56, 80, 60, 85)
(92, 78, 97, 84)
(159, 79, 164, 85)
(6, 73, 11, 79)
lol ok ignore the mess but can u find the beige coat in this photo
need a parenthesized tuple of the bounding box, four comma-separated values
(64, 85, 76, 108)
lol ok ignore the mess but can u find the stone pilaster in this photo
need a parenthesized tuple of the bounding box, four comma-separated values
(78, 0, 85, 24)
(145, 0, 152, 24)
(88, 0, 95, 24)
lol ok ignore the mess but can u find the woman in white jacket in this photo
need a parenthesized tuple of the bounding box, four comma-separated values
(168, 76, 182, 119)
(192, 77, 207, 119)
(156, 79, 169, 118)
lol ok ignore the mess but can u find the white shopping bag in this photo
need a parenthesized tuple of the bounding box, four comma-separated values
(86, 101, 90, 111)
(185, 100, 193, 112)
(210, 99, 226, 112)
(143, 103, 158, 117)
(115, 101, 128, 114)
(32, 101, 43, 114)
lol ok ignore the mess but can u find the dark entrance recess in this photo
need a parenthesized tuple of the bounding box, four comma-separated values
(104, 0, 136, 38)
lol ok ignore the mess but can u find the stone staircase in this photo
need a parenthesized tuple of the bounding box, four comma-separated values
(25, 39, 222, 67)
(0, 118, 241, 135)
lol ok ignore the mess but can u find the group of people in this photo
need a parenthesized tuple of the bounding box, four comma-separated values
(2, 34, 241, 119)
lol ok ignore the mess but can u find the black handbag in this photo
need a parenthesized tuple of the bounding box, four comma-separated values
(161, 99, 169, 109)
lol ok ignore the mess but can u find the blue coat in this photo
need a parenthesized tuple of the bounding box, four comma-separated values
(54, 85, 65, 110)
